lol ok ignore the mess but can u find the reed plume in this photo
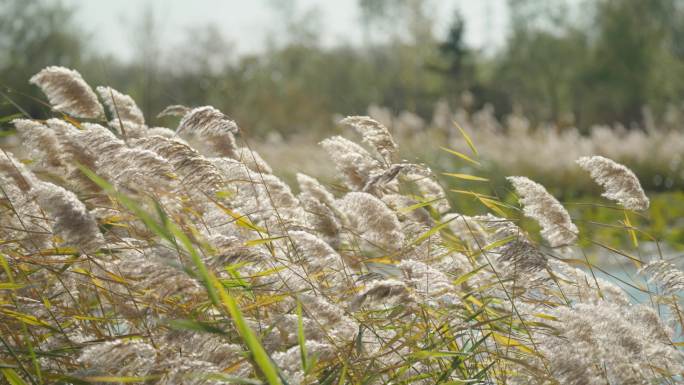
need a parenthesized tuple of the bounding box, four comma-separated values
(30, 66, 104, 119)
(577, 155, 650, 210)
(640, 260, 684, 295)
(335, 191, 404, 251)
(507, 176, 578, 247)
(1, 66, 680, 385)
(320, 135, 382, 190)
(157, 104, 191, 118)
(96, 86, 145, 125)
(31, 181, 103, 251)
(340, 115, 398, 164)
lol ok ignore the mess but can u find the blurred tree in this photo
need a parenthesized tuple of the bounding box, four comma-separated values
(358, 0, 434, 44)
(488, 0, 587, 125)
(576, 0, 683, 127)
(439, 11, 468, 81)
(494, 28, 587, 125)
(127, 5, 164, 120)
(495, 0, 684, 129)
(357, 0, 442, 117)
(165, 24, 235, 118)
(429, 10, 478, 105)
(266, 0, 322, 47)
(359, 0, 409, 42)
(3, 0, 684, 138)
(174, 25, 235, 76)
(0, 0, 86, 119)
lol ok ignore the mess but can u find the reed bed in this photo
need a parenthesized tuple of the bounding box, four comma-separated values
(362, 102, 684, 195)
(0, 66, 683, 384)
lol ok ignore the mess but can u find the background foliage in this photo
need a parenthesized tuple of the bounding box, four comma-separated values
(4, 0, 684, 135)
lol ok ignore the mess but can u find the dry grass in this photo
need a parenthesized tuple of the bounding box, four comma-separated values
(0, 67, 683, 385)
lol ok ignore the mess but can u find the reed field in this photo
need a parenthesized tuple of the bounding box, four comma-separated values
(0, 66, 683, 385)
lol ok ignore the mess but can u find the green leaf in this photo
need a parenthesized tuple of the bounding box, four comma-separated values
(473, 361, 496, 380)
(463, 332, 491, 354)
(355, 326, 364, 355)
(244, 236, 286, 247)
(167, 223, 219, 306)
(442, 173, 489, 182)
(439, 147, 481, 166)
(1, 369, 29, 385)
(77, 164, 174, 243)
(296, 299, 310, 372)
(209, 199, 267, 234)
(453, 120, 478, 156)
(411, 216, 458, 246)
(167, 319, 225, 335)
(452, 264, 488, 286)
(78, 375, 158, 383)
(0, 113, 23, 124)
(209, 271, 283, 385)
(201, 374, 263, 384)
(215, 190, 236, 199)
(0, 255, 14, 282)
(0, 282, 23, 290)
(412, 350, 469, 359)
(398, 198, 443, 213)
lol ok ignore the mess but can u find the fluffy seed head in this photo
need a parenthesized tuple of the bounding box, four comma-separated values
(13, 119, 65, 170)
(77, 340, 157, 378)
(68, 124, 176, 192)
(297, 173, 335, 206)
(30, 66, 104, 119)
(362, 164, 405, 194)
(96, 86, 145, 125)
(542, 302, 683, 385)
(230, 147, 272, 173)
(134, 135, 223, 193)
(577, 156, 649, 210)
(177, 106, 238, 136)
(157, 104, 191, 118)
(639, 260, 684, 295)
(408, 170, 451, 214)
(507, 176, 578, 247)
(498, 238, 548, 272)
(297, 187, 341, 245)
(320, 135, 383, 190)
(32, 181, 104, 251)
(177, 106, 239, 157)
(336, 191, 404, 251)
(350, 279, 409, 310)
(0, 150, 38, 191)
(340, 115, 397, 163)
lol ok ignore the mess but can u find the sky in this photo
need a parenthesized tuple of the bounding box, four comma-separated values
(61, 0, 510, 61)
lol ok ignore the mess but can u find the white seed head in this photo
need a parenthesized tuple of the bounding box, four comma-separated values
(32, 181, 104, 251)
(639, 260, 684, 295)
(13, 119, 65, 170)
(350, 278, 409, 310)
(297, 173, 335, 206)
(336, 191, 404, 251)
(157, 104, 191, 118)
(177, 106, 239, 158)
(231, 147, 272, 173)
(542, 302, 683, 384)
(507, 176, 578, 247)
(577, 156, 649, 210)
(177, 106, 238, 136)
(30, 66, 104, 119)
(340, 115, 398, 163)
(320, 135, 383, 190)
(97, 86, 145, 125)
